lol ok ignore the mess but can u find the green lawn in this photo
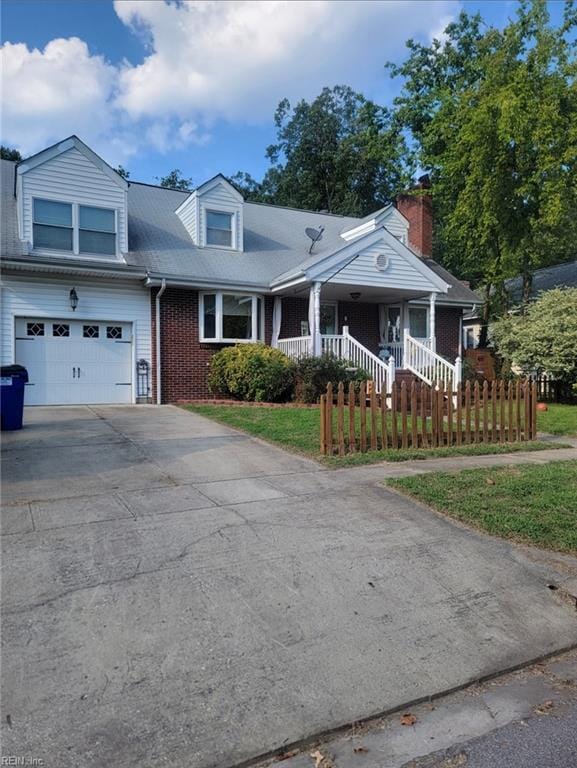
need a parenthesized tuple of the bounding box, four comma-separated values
(186, 404, 564, 465)
(538, 404, 577, 437)
(388, 460, 577, 553)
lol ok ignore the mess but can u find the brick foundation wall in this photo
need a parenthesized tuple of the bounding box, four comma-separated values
(151, 288, 274, 403)
(435, 306, 461, 361)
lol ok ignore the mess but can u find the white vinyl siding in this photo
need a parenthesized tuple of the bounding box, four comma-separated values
(176, 178, 243, 250)
(320, 242, 438, 292)
(0, 277, 151, 387)
(20, 147, 128, 256)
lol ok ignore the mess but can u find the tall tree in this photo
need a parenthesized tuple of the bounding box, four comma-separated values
(388, 0, 577, 322)
(158, 169, 193, 191)
(115, 164, 130, 180)
(234, 86, 413, 216)
(1, 146, 22, 161)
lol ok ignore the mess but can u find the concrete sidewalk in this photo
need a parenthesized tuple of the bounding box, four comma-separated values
(2, 406, 576, 768)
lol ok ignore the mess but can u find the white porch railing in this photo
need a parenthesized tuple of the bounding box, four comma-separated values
(277, 335, 311, 359)
(335, 329, 389, 394)
(404, 334, 461, 387)
(384, 338, 431, 368)
(278, 327, 390, 393)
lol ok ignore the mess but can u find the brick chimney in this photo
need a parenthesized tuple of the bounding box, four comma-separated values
(395, 174, 433, 258)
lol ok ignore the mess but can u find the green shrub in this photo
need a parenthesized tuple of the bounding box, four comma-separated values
(294, 355, 369, 403)
(208, 344, 295, 402)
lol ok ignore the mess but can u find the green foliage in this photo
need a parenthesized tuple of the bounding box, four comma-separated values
(490, 287, 577, 383)
(208, 344, 295, 402)
(1, 146, 22, 161)
(115, 165, 130, 180)
(294, 355, 368, 403)
(158, 168, 193, 191)
(233, 85, 413, 215)
(387, 1, 577, 303)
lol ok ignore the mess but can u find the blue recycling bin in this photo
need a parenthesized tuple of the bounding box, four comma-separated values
(1, 365, 29, 431)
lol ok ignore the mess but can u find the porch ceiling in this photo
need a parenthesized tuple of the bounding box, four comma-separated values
(286, 283, 431, 304)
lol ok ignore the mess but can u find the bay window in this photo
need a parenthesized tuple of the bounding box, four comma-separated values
(200, 292, 264, 342)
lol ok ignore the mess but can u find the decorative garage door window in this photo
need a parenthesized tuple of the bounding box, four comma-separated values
(83, 325, 100, 338)
(106, 326, 122, 339)
(27, 322, 45, 336)
(52, 323, 70, 337)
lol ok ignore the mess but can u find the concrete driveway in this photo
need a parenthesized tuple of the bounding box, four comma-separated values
(2, 406, 576, 768)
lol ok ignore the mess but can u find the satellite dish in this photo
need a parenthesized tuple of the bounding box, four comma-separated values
(305, 226, 324, 254)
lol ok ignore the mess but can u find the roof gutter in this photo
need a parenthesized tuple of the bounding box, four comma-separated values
(144, 275, 271, 293)
(155, 278, 166, 405)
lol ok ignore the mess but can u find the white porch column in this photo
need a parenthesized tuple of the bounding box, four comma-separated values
(271, 296, 282, 348)
(429, 292, 437, 351)
(313, 281, 322, 356)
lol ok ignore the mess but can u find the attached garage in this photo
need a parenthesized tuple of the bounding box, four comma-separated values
(1, 276, 152, 406)
(15, 318, 133, 405)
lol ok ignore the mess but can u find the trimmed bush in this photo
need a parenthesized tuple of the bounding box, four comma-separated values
(294, 355, 369, 403)
(208, 344, 295, 402)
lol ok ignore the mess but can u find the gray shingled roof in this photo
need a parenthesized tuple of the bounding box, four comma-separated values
(1, 159, 480, 304)
(125, 180, 359, 285)
(504, 260, 577, 303)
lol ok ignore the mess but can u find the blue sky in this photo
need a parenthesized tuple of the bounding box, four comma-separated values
(0, 1, 565, 186)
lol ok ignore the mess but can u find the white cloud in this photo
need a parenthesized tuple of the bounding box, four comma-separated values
(0, 38, 120, 158)
(1, 1, 458, 162)
(113, 0, 457, 121)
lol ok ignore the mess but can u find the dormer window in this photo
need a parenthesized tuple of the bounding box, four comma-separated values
(79, 205, 116, 255)
(206, 210, 233, 247)
(32, 198, 117, 257)
(33, 199, 73, 252)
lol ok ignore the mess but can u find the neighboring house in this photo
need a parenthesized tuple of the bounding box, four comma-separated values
(0, 136, 480, 406)
(462, 259, 577, 350)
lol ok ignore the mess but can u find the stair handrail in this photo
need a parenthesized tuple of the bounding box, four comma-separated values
(341, 326, 389, 393)
(404, 334, 459, 387)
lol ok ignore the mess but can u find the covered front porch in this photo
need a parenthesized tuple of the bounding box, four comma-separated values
(272, 283, 463, 393)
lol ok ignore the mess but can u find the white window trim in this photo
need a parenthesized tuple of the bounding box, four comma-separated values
(200, 201, 238, 250)
(199, 291, 264, 343)
(32, 197, 119, 258)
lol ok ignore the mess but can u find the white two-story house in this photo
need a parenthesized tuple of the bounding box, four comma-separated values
(1, 136, 480, 405)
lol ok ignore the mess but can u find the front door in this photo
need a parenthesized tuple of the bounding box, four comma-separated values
(320, 303, 337, 335)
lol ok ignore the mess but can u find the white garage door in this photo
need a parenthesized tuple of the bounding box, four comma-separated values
(15, 318, 133, 405)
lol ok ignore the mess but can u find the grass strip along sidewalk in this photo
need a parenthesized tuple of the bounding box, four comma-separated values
(186, 404, 566, 466)
(388, 460, 577, 553)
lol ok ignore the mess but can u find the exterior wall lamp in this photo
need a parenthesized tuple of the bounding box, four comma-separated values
(69, 288, 79, 311)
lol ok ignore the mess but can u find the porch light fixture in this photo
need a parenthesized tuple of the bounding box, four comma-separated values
(69, 288, 78, 311)
(350, 292, 361, 301)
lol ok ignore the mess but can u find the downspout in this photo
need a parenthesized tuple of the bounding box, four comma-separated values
(155, 279, 166, 405)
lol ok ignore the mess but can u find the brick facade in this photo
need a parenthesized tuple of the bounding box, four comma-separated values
(152, 289, 462, 402)
(435, 306, 461, 361)
(395, 178, 433, 258)
(151, 287, 273, 403)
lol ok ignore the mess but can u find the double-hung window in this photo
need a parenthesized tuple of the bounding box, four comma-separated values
(32, 198, 117, 256)
(79, 205, 116, 255)
(206, 211, 233, 247)
(33, 199, 73, 252)
(200, 292, 264, 342)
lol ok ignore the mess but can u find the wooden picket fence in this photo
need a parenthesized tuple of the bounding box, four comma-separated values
(319, 379, 538, 456)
